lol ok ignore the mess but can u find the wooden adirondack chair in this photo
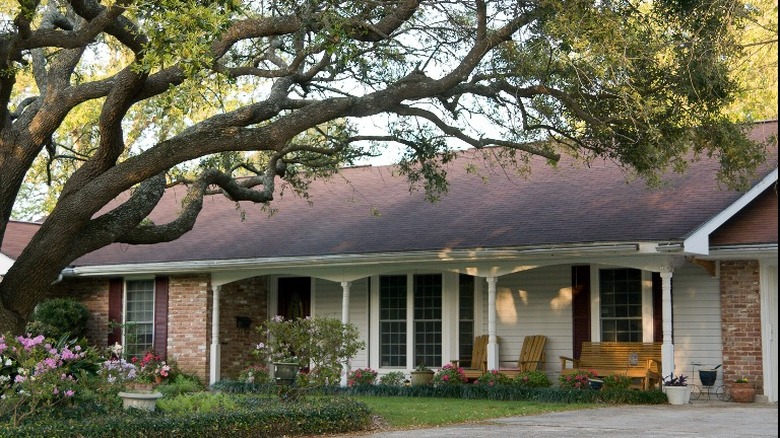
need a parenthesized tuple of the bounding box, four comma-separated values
(450, 334, 490, 380)
(497, 335, 547, 377)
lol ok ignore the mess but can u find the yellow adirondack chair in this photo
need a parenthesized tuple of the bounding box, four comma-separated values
(450, 334, 490, 380)
(497, 335, 547, 377)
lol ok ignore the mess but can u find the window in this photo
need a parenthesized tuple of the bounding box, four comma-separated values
(378, 273, 443, 368)
(600, 268, 643, 342)
(413, 274, 442, 368)
(458, 274, 475, 367)
(124, 279, 155, 357)
(379, 275, 407, 367)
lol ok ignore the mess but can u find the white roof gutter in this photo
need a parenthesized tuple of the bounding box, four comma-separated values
(62, 242, 644, 277)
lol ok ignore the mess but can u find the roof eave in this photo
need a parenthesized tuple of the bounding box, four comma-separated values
(683, 168, 779, 255)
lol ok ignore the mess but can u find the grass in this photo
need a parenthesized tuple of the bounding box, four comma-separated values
(354, 396, 599, 429)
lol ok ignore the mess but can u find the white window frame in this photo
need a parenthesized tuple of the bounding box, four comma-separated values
(590, 267, 654, 342)
(123, 278, 156, 357)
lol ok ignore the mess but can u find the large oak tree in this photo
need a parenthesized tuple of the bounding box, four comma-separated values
(0, 0, 769, 333)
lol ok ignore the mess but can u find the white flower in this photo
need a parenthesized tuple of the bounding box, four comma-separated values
(4, 359, 11, 366)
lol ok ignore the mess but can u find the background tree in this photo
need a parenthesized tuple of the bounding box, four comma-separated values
(0, 0, 771, 333)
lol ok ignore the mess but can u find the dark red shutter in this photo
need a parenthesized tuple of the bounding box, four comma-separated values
(108, 278, 123, 346)
(652, 273, 662, 342)
(571, 265, 591, 359)
(154, 277, 169, 357)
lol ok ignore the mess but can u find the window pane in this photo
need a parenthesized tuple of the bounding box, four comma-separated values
(414, 274, 442, 368)
(458, 274, 475, 366)
(599, 269, 643, 342)
(125, 279, 155, 357)
(379, 276, 407, 367)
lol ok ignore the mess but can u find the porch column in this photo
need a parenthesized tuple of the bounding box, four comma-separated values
(486, 276, 499, 370)
(209, 285, 221, 386)
(660, 271, 674, 380)
(340, 281, 351, 387)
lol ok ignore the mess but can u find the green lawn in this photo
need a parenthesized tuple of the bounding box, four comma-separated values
(354, 396, 599, 429)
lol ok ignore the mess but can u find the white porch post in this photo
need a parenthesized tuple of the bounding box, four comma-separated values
(209, 285, 221, 386)
(486, 276, 499, 370)
(660, 271, 674, 380)
(340, 281, 351, 387)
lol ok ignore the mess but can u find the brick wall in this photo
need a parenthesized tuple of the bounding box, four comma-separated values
(48, 277, 111, 346)
(720, 260, 763, 394)
(218, 276, 268, 379)
(167, 274, 211, 383)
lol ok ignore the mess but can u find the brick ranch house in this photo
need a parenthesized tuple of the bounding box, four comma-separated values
(2, 120, 777, 402)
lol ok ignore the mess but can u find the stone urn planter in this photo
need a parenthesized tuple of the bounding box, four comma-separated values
(118, 383, 162, 411)
(273, 362, 300, 386)
(730, 382, 756, 403)
(410, 370, 435, 386)
(664, 385, 691, 405)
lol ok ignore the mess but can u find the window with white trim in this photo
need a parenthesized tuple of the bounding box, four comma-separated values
(599, 268, 643, 342)
(124, 279, 155, 357)
(379, 275, 406, 367)
(413, 274, 442, 368)
(378, 274, 443, 368)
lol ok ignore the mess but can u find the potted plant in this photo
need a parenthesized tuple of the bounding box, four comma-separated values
(663, 373, 690, 405)
(730, 377, 756, 403)
(410, 363, 435, 386)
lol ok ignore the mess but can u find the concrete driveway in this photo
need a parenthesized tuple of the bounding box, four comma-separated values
(358, 401, 778, 438)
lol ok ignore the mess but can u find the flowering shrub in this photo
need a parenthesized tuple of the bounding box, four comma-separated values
(433, 363, 467, 387)
(347, 368, 378, 387)
(0, 334, 96, 426)
(474, 370, 512, 387)
(558, 369, 596, 389)
(253, 316, 365, 386)
(130, 351, 171, 384)
(514, 370, 552, 388)
(379, 371, 406, 386)
(601, 374, 632, 390)
(239, 364, 271, 384)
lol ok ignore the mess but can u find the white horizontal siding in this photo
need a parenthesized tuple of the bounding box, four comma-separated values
(480, 265, 573, 379)
(671, 263, 724, 387)
(313, 278, 370, 370)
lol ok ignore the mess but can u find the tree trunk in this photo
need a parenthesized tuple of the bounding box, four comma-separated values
(0, 301, 26, 334)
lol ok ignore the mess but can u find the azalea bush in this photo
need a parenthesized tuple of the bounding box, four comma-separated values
(347, 368, 378, 387)
(253, 316, 365, 386)
(0, 333, 100, 426)
(239, 364, 271, 384)
(130, 351, 172, 384)
(433, 364, 467, 387)
(474, 370, 512, 387)
(513, 370, 552, 388)
(559, 369, 597, 390)
(601, 374, 632, 390)
(379, 371, 406, 387)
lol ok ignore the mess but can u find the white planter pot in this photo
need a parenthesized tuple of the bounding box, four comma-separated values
(664, 385, 690, 405)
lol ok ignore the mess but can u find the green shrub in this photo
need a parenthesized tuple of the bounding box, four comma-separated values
(378, 371, 406, 386)
(157, 392, 237, 413)
(347, 368, 378, 386)
(513, 370, 552, 388)
(601, 374, 633, 390)
(158, 373, 205, 398)
(26, 298, 90, 339)
(1, 396, 373, 437)
(558, 369, 596, 390)
(433, 364, 467, 387)
(474, 370, 512, 387)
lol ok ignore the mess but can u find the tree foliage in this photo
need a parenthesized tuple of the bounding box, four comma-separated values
(0, 0, 770, 333)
